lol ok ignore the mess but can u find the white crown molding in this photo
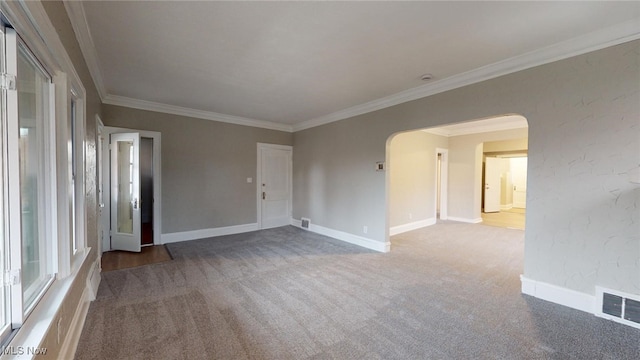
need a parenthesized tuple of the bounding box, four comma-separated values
(63, 2, 640, 133)
(293, 19, 640, 132)
(421, 128, 450, 137)
(63, 1, 107, 100)
(422, 115, 528, 137)
(104, 94, 293, 132)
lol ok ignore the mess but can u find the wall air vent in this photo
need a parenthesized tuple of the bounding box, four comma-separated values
(596, 287, 640, 329)
(301, 218, 311, 229)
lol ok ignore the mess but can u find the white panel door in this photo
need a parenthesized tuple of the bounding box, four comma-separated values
(259, 145, 292, 229)
(484, 157, 501, 213)
(110, 133, 141, 252)
(511, 157, 528, 209)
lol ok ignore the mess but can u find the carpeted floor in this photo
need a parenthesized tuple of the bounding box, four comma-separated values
(75, 224, 640, 359)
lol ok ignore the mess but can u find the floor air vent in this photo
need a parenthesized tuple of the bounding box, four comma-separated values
(301, 218, 310, 229)
(596, 287, 640, 329)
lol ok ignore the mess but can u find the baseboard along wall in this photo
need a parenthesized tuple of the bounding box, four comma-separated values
(389, 218, 436, 236)
(291, 218, 390, 253)
(161, 223, 259, 243)
(520, 275, 595, 314)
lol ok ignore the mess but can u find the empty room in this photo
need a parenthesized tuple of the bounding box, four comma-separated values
(0, 1, 638, 359)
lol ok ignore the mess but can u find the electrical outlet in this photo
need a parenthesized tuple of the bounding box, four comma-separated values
(409, 213, 413, 220)
(363, 226, 368, 234)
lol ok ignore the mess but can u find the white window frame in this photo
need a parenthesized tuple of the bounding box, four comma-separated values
(1, 0, 91, 350)
(3, 25, 58, 329)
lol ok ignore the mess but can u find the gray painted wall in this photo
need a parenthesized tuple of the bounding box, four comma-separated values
(293, 40, 640, 296)
(102, 105, 292, 233)
(389, 131, 447, 227)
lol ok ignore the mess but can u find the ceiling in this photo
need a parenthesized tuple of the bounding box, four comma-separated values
(66, 1, 640, 132)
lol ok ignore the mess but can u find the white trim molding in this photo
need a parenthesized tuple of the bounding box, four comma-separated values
(161, 223, 259, 244)
(448, 217, 483, 224)
(62, 3, 640, 133)
(293, 19, 640, 131)
(291, 218, 390, 253)
(390, 218, 436, 236)
(500, 204, 514, 211)
(104, 95, 293, 132)
(520, 275, 595, 314)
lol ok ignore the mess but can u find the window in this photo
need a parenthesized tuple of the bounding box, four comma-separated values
(0, 17, 82, 344)
(70, 96, 77, 254)
(16, 39, 56, 314)
(1, 2, 90, 350)
(70, 88, 86, 264)
(0, 21, 11, 343)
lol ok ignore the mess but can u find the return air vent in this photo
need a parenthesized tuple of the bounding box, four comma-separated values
(596, 287, 640, 329)
(301, 218, 311, 229)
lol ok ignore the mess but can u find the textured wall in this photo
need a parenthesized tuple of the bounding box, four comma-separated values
(102, 105, 293, 233)
(293, 40, 640, 296)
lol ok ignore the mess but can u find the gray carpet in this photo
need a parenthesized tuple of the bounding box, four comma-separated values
(75, 224, 640, 359)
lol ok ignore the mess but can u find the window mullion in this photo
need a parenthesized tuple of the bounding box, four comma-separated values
(5, 27, 25, 328)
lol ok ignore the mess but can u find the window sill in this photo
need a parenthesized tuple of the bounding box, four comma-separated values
(1, 248, 91, 360)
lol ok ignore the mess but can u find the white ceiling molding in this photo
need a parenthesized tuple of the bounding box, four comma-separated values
(292, 19, 640, 132)
(63, 1, 106, 100)
(421, 115, 528, 137)
(103, 94, 293, 132)
(64, 2, 640, 134)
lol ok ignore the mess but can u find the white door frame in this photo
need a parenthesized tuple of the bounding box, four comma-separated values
(256, 143, 293, 229)
(96, 115, 105, 257)
(435, 148, 449, 220)
(102, 126, 162, 251)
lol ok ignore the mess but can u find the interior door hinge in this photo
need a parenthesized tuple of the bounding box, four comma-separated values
(3, 269, 20, 286)
(0, 73, 17, 91)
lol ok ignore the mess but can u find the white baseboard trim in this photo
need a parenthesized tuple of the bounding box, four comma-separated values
(447, 216, 483, 224)
(390, 218, 436, 236)
(87, 257, 101, 301)
(291, 218, 390, 252)
(161, 223, 259, 244)
(500, 204, 513, 210)
(59, 258, 101, 360)
(520, 275, 595, 314)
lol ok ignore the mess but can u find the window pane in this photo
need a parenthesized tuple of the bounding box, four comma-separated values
(70, 98, 77, 253)
(117, 141, 134, 234)
(17, 44, 52, 309)
(0, 24, 11, 337)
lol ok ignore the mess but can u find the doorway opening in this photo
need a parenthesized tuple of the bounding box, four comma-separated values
(140, 137, 154, 245)
(102, 127, 162, 253)
(481, 138, 528, 230)
(387, 114, 528, 239)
